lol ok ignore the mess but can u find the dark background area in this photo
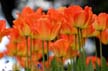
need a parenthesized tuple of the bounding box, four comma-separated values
(85, 0, 108, 14)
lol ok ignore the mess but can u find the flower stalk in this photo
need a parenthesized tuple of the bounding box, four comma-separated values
(25, 36, 29, 71)
(99, 31, 103, 71)
(42, 40, 45, 71)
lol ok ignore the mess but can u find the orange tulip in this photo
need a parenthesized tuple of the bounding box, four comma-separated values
(93, 13, 108, 31)
(16, 56, 27, 68)
(13, 7, 40, 37)
(47, 8, 63, 23)
(64, 5, 93, 29)
(13, 17, 32, 37)
(82, 24, 99, 38)
(6, 42, 16, 56)
(45, 56, 54, 68)
(0, 52, 4, 58)
(18, 6, 34, 17)
(0, 20, 6, 31)
(0, 20, 10, 41)
(59, 34, 79, 57)
(60, 21, 77, 35)
(34, 14, 61, 41)
(59, 34, 75, 47)
(31, 39, 48, 54)
(58, 7, 77, 35)
(86, 56, 101, 69)
(9, 28, 22, 42)
(98, 29, 108, 44)
(50, 39, 70, 58)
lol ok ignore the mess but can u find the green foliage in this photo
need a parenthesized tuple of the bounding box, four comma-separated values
(50, 57, 63, 71)
(86, 61, 94, 71)
(43, 53, 108, 71)
(96, 62, 100, 71)
(101, 57, 108, 71)
(25, 68, 31, 71)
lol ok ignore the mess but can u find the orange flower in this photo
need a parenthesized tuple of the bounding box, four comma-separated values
(59, 34, 79, 57)
(32, 40, 48, 54)
(50, 39, 70, 58)
(74, 6, 93, 29)
(34, 14, 61, 41)
(6, 35, 30, 56)
(57, 7, 77, 35)
(5, 41, 16, 56)
(0, 52, 4, 58)
(13, 17, 32, 37)
(93, 13, 108, 31)
(86, 56, 101, 69)
(59, 34, 75, 47)
(0, 20, 6, 31)
(16, 56, 27, 67)
(47, 8, 63, 23)
(82, 24, 99, 38)
(98, 29, 108, 44)
(18, 6, 34, 17)
(44, 56, 54, 68)
(13, 7, 39, 37)
(32, 52, 42, 63)
(64, 5, 93, 29)
(0, 20, 10, 41)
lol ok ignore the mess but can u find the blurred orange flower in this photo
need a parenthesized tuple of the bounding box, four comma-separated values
(93, 13, 108, 31)
(82, 24, 99, 38)
(50, 39, 70, 58)
(13, 17, 31, 37)
(0, 20, 10, 41)
(86, 56, 101, 69)
(0, 52, 4, 58)
(34, 15, 61, 41)
(98, 29, 108, 44)
(58, 8, 77, 35)
(64, 5, 93, 29)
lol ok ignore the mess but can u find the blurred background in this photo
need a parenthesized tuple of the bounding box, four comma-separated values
(0, 0, 108, 71)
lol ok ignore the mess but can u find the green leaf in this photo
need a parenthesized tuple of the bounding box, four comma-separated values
(96, 62, 100, 71)
(86, 61, 94, 71)
(101, 57, 108, 71)
(50, 57, 64, 71)
(50, 57, 58, 71)
(76, 51, 86, 71)
(67, 64, 72, 71)
(25, 68, 31, 71)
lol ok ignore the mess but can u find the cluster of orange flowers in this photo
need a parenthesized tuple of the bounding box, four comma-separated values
(0, 5, 108, 70)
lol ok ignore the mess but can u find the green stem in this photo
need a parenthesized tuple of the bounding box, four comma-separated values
(77, 28, 82, 71)
(70, 58, 73, 71)
(75, 34, 77, 50)
(15, 42, 18, 56)
(46, 40, 49, 62)
(30, 38, 33, 71)
(67, 34, 74, 71)
(77, 28, 86, 71)
(70, 34, 77, 71)
(80, 29, 84, 71)
(14, 42, 18, 70)
(80, 29, 86, 58)
(77, 28, 81, 51)
(42, 40, 45, 71)
(25, 36, 29, 71)
(60, 57, 64, 71)
(99, 31, 103, 71)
